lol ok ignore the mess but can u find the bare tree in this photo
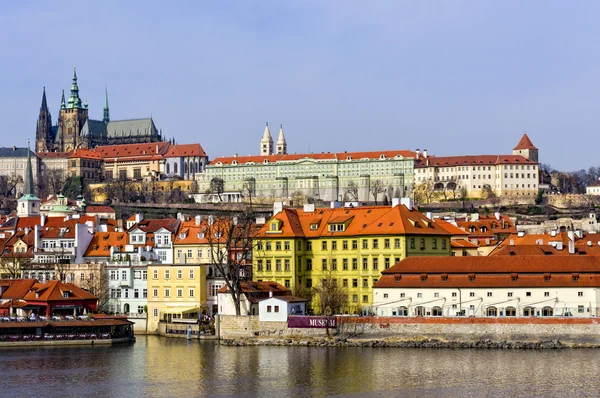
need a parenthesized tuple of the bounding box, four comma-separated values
(207, 177, 225, 202)
(311, 271, 348, 316)
(447, 181, 458, 199)
(242, 177, 256, 207)
(38, 168, 66, 198)
(79, 264, 109, 312)
(369, 180, 385, 205)
(140, 179, 159, 203)
(204, 209, 257, 315)
(482, 184, 495, 199)
(345, 181, 359, 201)
(0, 253, 31, 279)
(105, 176, 137, 203)
(0, 175, 23, 199)
(414, 180, 435, 205)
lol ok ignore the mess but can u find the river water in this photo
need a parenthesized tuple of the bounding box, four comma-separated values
(1, 336, 599, 397)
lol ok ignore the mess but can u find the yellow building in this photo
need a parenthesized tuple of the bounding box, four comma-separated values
(253, 201, 452, 314)
(147, 263, 207, 332)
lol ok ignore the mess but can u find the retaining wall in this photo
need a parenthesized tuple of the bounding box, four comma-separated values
(219, 315, 600, 345)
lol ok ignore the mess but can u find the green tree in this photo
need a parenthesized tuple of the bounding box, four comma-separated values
(62, 176, 84, 199)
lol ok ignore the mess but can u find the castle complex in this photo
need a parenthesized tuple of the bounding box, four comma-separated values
(35, 68, 162, 153)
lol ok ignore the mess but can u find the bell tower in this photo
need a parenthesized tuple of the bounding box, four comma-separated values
(57, 67, 89, 151)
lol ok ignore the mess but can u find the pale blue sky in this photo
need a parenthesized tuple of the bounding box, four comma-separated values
(0, 1, 598, 170)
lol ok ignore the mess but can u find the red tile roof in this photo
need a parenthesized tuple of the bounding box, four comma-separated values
(84, 232, 128, 257)
(22, 280, 97, 301)
(217, 281, 290, 295)
(85, 206, 115, 214)
(36, 151, 71, 159)
(96, 142, 169, 162)
(210, 150, 417, 166)
(415, 154, 536, 168)
(164, 143, 207, 158)
(513, 133, 538, 150)
(0, 279, 37, 299)
(128, 218, 180, 234)
(257, 205, 452, 239)
(375, 256, 600, 288)
(68, 149, 102, 160)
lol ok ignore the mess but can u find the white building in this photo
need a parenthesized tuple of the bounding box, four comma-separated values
(373, 256, 600, 318)
(217, 281, 291, 316)
(258, 295, 308, 322)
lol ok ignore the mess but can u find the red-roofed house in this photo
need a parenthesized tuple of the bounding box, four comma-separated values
(217, 281, 291, 315)
(373, 256, 600, 318)
(68, 148, 104, 183)
(97, 141, 169, 181)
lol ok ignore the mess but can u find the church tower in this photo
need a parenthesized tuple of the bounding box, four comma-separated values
(17, 141, 40, 217)
(260, 122, 273, 156)
(57, 68, 89, 152)
(35, 87, 53, 152)
(513, 133, 539, 163)
(276, 124, 287, 155)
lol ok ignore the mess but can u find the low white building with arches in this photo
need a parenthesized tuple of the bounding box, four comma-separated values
(373, 256, 600, 318)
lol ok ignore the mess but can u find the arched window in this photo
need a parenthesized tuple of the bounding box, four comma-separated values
(185, 161, 188, 174)
(174, 163, 178, 174)
(505, 307, 517, 317)
(522, 306, 534, 317)
(166, 163, 170, 174)
(195, 161, 199, 173)
(398, 306, 408, 316)
(542, 306, 554, 317)
(431, 306, 443, 316)
(414, 306, 425, 317)
(486, 306, 498, 317)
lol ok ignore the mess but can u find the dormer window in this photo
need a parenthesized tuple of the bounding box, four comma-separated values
(328, 223, 345, 232)
(468, 273, 476, 281)
(197, 233, 205, 239)
(469, 226, 476, 233)
(62, 292, 69, 298)
(481, 226, 487, 233)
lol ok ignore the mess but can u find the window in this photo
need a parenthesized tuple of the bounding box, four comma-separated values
(285, 279, 290, 288)
(275, 242, 281, 251)
(410, 238, 415, 249)
(343, 240, 348, 250)
(306, 241, 312, 250)
(62, 292, 69, 298)
(110, 270, 117, 280)
(322, 259, 327, 270)
(432, 239, 437, 249)
(257, 260, 263, 271)
(400, 293, 405, 298)
(385, 258, 390, 269)
(306, 279, 312, 288)
(134, 289, 139, 298)
(153, 309, 158, 317)
(452, 292, 457, 297)
(134, 271, 141, 279)
(352, 258, 358, 270)
(306, 259, 312, 271)
(343, 279, 348, 287)
(122, 270, 127, 280)
(384, 239, 390, 249)
(578, 292, 584, 297)
(417, 293, 422, 298)
(343, 258, 348, 270)
(544, 292, 549, 297)
(442, 239, 447, 250)
(362, 295, 368, 303)
(363, 279, 368, 288)
(177, 269, 182, 279)
(362, 239, 368, 249)
(266, 260, 272, 271)
(372, 258, 378, 270)
(470, 292, 475, 297)
(362, 258, 368, 270)
(578, 305, 585, 314)
(274, 306, 280, 313)
(285, 259, 290, 271)
(189, 269, 194, 279)
(352, 295, 358, 302)
(434, 292, 439, 298)
(332, 241, 337, 250)
(177, 289, 183, 298)
(284, 241, 290, 250)
(420, 238, 425, 250)
(165, 270, 170, 280)
(153, 289, 158, 297)
(352, 240, 358, 249)
(394, 239, 400, 249)
(372, 239, 378, 249)
(266, 242, 272, 250)
(526, 292, 531, 297)
(267, 305, 272, 313)
(487, 292, 492, 297)
(187, 249, 193, 259)
(352, 279, 358, 288)
(164, 288, 170, 297)
(322, 241, 327, 250)
(143, 289, 147, 298)
(331, 259, 337, 270)
(508, 292, 513, 297)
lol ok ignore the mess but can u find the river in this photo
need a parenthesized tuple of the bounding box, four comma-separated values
(1, 336, 599, 397)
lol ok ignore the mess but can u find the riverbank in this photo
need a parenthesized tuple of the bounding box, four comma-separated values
(220, 336, 599, 349)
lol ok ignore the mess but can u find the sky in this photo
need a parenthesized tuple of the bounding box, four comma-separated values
(0, 1, 598, 171)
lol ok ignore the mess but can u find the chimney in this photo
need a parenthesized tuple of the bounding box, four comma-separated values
(330, 201, 341, 209)
(34, 225, 41, 252)
(195, 215, 201, 226)
(423, 149, 428, 158)
(426, 212, 433, 220)
(568, 240, 575, 254)
(269, 291, 273, 298)
(273, 202, 283, 215)
(517, 231, 525, 238)
(415, 149, 420, 159)
(575, 230, 583, 239)
(40, 214, 46, 227)
(494, 212, 500, 221)
(303, 203, 315, 213)
(156, 144, 159, 153)
(556, 242, 563, 250)
(391, 198, 400, 208)
(471, 213, 479, 222)
(400, 197, 413, 211)
(587, 241, 592, 247)
(551, 230, 556, 237)
(509, 239, 514, 246)
(568, 231, 575, 241)
(135, 213, 144, 224)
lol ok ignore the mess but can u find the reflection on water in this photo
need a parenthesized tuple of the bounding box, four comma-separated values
(1, 336, 599, 397)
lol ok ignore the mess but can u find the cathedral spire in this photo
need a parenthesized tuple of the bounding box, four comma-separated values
(103, 86, 110, 124)
(67, 67, 83, 109)
(24, 140, 35, 196)
(61, 89, 66, 109)
(41, 86, 48, 111)
(260, 122, 273, 156)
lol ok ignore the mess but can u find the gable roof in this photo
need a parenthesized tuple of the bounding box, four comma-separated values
(0, 279, 37, 299)
(210, 150, 416, 166)
(164, 143, 207, 158)
(68, 148, 102, 159)
(128, 218, 180, 234)
(513, 133, 538, 150)
(85, 205, 115, 214)
(106, 118, 158, 139)
(22, 280, 97, 301)
(0, 147, 36, 158)
(84, 232, 127, 257)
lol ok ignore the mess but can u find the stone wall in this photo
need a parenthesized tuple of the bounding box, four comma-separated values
(219, 315, 600, 345)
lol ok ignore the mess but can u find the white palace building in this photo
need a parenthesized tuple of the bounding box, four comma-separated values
(373, 256, 600, 318)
